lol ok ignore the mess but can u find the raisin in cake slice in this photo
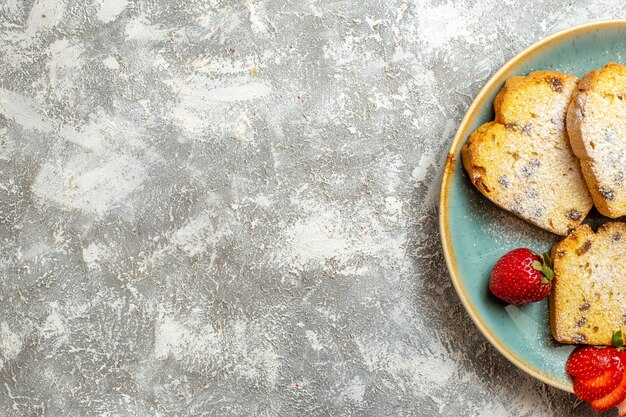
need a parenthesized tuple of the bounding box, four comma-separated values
(550, 223, 626, 345)
(567, 62, 626, 218)
(463, 71, 593, 236)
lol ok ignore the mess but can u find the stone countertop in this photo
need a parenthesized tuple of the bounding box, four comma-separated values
(1, 0, 624, 416)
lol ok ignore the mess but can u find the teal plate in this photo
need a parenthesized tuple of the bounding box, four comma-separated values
(439, 20, 626, 392)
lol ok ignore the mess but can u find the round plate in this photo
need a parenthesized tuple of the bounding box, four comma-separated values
(439, 20, 626, 392)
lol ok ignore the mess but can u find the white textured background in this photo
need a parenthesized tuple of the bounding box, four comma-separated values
(1, 0, 625, 416)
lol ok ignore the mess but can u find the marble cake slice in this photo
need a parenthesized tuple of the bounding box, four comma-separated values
(567, 62, 626, 218)
(462, 71, 593, 236)
(550, 223, 626, 345)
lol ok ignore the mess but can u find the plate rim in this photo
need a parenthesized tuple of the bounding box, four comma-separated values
(439, 19, 626, 393)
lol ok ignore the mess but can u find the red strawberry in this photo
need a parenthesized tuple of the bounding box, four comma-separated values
(591, 370, 626, 411)
(616, 396, 626, 416)
(616, 350, 626, 416)
(489, 248, 554, 305)
(567, 346, 616, 379)
(574, 367, 623, 401)
(566, 336, 626, 411)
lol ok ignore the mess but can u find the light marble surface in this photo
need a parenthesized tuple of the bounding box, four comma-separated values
(2, 0, 626, 415)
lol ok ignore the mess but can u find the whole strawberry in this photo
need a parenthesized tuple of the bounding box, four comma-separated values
(489, 248, 554, 305)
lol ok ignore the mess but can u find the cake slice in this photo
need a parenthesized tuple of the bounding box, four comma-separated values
(550, 222, 626, 345)
(463, 70, 593, 236)
(567, 62, 626, 218)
